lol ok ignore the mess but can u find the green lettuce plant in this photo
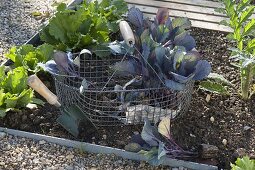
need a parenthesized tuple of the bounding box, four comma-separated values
(40, 0, 128, 53)
(217, 0, 255, 99)
(231, 156, 255, 170)
(5, 44, 54, 73)
(0, 66, 35, 117)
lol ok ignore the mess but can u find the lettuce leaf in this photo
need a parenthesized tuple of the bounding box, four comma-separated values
(40, 0, 127, 53)
(0, 66, 35, 118)
(5, 44, 54, 72)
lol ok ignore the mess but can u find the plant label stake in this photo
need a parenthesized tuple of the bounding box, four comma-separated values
(27, 75, 96, 137)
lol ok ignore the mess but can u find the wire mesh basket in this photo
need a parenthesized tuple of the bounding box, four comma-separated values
(54, 52, 194, 126)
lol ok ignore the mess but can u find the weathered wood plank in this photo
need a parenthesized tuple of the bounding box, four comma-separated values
(141, 13, 233, 32)
(155, 0, 224, 8)
(128, 4, 227, 23)
(126, 0, 225, 16)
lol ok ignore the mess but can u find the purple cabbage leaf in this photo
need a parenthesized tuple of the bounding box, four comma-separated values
(38, 51, 79, 77)
(129, 117, 196, 166)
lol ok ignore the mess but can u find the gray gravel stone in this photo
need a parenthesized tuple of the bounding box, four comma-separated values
(0, 132, 6, 139)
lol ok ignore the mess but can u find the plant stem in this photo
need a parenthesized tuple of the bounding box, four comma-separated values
(241, 65, 252, 100)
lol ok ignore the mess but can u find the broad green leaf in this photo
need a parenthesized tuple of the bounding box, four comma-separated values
(138, 147, 158, 159)
(31, 98, 45, 105)
(199, 81, 229, 95)
(3, 67, 28, 94)
(90, 16, 110, 43)
(0, 66, 5, 83)
(172, 17, 191, 29)
(0, 108, 8, 118)
(79, 19, 93, 35)
(37, 44, 54, 61)
(237, 0, 253, 11)
(19, 44, 35, 56)
(219, 20, 229, 27)
(226, 33, 234, 40)
(23, 52, 39, 70)
(240, 6, 255, 24)
(79, 34, 93, 47)
(16, 89, 34, 108)
(233, 27, 242, 41)
(4, 93, 18, 108)
(0, 89, 5, 106)
(244, 19, 255, 35)
(5, 46, 18, 64)
(40, 26, 59, 45)
(214, 8, 226, 14)
(247, 38, 255, 52)
(56, 3, 66, 12)
(110, 0, 128, 16)
(207, 73, 233, 86)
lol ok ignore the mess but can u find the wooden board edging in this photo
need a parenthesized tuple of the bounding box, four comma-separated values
(0, 127, 218, 170)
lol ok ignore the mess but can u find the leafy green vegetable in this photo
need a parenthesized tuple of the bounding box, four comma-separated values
(40, 0, 127, 53)
(5, 44, 54, 73)
(217, 0, 255, 99)
(0, 66, 35, 118)
(231, 156, 255, 170)
(207, 73, 233, 86)
(199, 81, 230, 95)
(199, 72, 232, 95)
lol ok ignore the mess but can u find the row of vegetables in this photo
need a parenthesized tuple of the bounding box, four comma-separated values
(0, 0, 254, 167)
(0, 0, 227, 117)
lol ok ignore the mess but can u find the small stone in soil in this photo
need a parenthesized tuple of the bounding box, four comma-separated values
(124, 143, 142, 152)
(244, 126, 251, 131)
(222, 139, 227, 146)
(39, 140, 46, 145)
(205, 94, 211, 102)
(210, 116, 215, 123)
(133, 131, 139, 135)
(26, 103, 38, 109)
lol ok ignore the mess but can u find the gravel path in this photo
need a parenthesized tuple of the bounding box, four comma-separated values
(0, 0, 175, 169)
(0, 132, 172, 170)
(0, 0, 50, 63)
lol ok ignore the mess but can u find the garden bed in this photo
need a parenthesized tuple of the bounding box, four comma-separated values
(1, 26, 254, 169)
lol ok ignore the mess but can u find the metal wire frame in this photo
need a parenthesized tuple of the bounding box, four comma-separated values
(54, 53, 194, 126)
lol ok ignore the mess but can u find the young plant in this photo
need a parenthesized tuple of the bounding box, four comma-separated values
(0, 66, 35, 117)
(199, 72, 233, 95)
(109, 7, 211, 91)
(129, 117, 196, 165)
(5, 44, 54, 73)
(230, 156, 255, 170)
(216, 0, 255, 99)
(40, 0, 128, 53)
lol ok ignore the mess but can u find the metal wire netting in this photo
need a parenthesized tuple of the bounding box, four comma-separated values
(54, 53, 194, 126)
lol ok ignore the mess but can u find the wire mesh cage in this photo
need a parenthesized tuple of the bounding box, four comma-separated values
(54, 52, 194, 127)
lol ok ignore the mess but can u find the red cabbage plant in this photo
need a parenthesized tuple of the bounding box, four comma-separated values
(109, 7, 211, 91)
(130, 117, 196, 165)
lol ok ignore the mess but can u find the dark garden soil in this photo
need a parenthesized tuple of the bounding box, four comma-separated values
(1, 27, 255, 169)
